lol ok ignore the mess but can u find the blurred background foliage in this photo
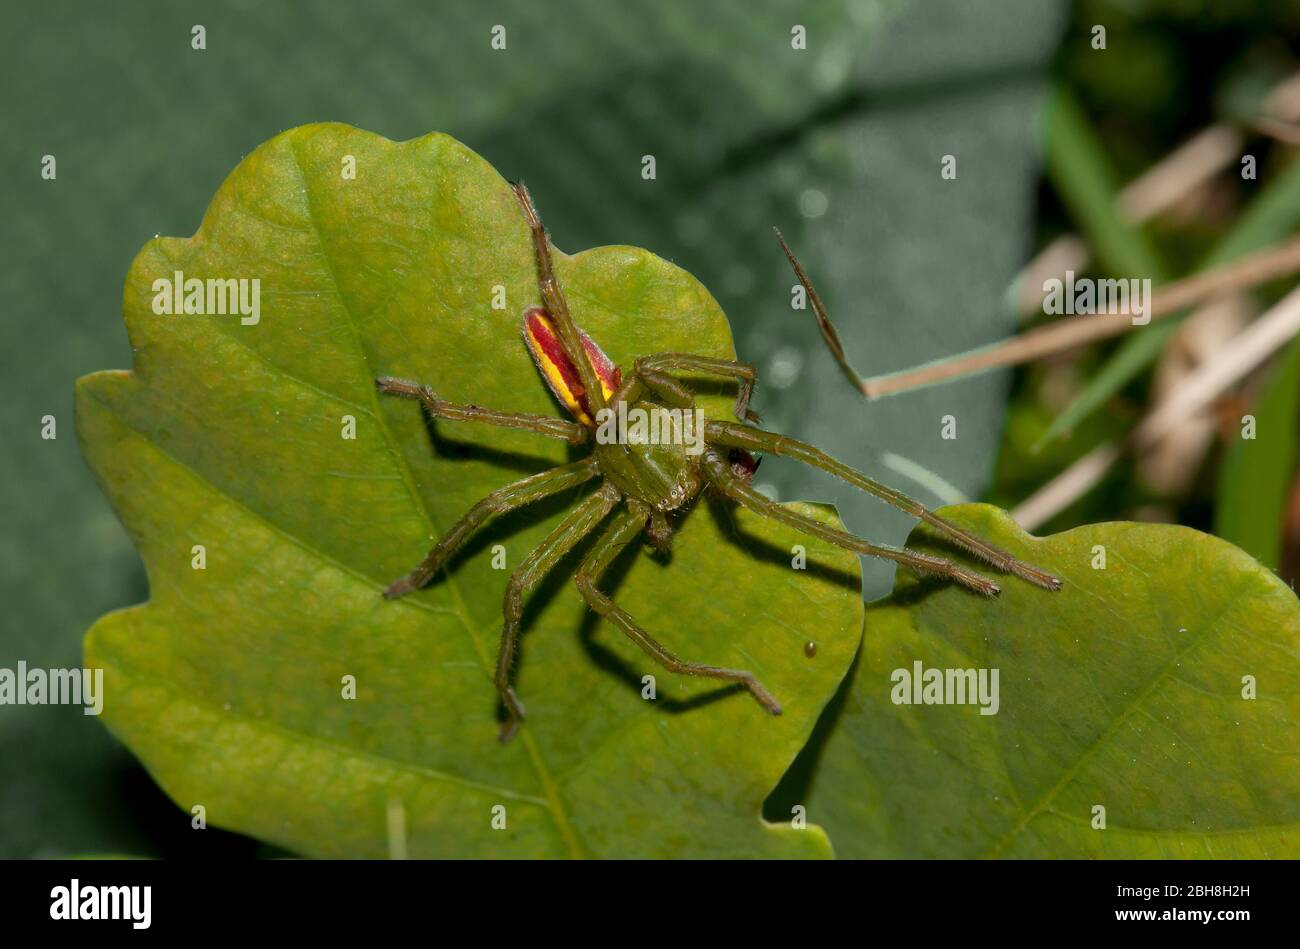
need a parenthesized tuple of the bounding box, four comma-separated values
(1, 0, 1297, 858)
(989, 0, 1300, 576)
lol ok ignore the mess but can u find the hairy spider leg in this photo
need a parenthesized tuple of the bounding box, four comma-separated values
(495, 482, 622, 742)
(623, 368, 692, 408)
(705, 421, 1062, 590)
(700, 449, 1003, 596)
(773, 226, 865, 395)
(382, 458, 601, 599)
(634, 353, 759, 422)
(574, 502, 783, 715)
(515, 188, 757, 431)
(376, 376, 589, 444)
(513, 182, 608, 418)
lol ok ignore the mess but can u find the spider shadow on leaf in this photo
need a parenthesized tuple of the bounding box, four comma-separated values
(566, 490, 864, 716)
(439, 484, 591, 582)
(424, 411, 587, 477)
(574, 522, 751, 715)
(420, 411, 590, 575)
(701, 491, 863, 591)
(884, 570, 964, 609)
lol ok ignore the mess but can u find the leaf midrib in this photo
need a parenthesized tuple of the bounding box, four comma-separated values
(234, 135, 585, 858)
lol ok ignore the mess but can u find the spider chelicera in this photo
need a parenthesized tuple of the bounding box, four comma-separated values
(377, 183, 1061, 742)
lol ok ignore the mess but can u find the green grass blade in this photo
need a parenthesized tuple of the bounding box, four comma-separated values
(1043, 85, 1168, 280)
(1213, 337, 1300, 570)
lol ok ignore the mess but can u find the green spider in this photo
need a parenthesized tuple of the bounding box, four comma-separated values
(377, 184, 1061, 742)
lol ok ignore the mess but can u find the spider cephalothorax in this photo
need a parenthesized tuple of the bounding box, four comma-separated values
(377, 183, 1060, 742)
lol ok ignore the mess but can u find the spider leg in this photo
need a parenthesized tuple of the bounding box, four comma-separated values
(383, 457, 601, 599)
(495, 482, 621, 742)
(772, 229, 1056, 588)
(700, 449, 1003, 596)
(704, 421, 1061, 591)
(631, 369, 693, 408)
(512, 182, 608, 417)
(634, 353, 758, 421)
(575, 504, 783, 715)
(377, 376, 588, 444)
(604, 370, 687, 415)
(773, 227, 867, 397)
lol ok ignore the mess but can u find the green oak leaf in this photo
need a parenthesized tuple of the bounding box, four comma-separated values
(787, 504, 1300, 858)
(75, 124, 863, 858)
